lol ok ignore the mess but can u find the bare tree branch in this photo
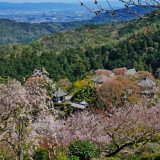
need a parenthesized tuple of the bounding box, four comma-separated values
(79, 0, 160, 21)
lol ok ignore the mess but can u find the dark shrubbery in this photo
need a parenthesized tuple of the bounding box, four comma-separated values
(69, 155, 80, 160)
(33, 148, 50, 160)
(69, 140, 100, 160)
(141, 154, 160, 160)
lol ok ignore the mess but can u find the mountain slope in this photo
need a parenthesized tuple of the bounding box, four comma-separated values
(0, 19, 86, 45)
(0, 6, 157, 45)
(0, 12, 159, 81)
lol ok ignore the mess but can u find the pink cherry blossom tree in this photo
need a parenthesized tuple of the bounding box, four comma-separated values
(0, 78, 55, 160)
(38, 103, 160, 157)
(63, 104, 160, 157)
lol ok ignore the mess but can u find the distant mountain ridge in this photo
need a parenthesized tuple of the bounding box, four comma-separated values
(92, 6, 156, 23)
(0, 19, 87, 45)
(0, 6, 157, 45)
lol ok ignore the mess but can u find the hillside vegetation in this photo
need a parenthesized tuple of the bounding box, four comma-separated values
(0, 12, 159, 81)
(0, 6, 157, 45)
(0, 19, 86, 45)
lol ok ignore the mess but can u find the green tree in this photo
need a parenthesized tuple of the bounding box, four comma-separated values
(69, 140, 100, 160)
(33, 149, 50, 160)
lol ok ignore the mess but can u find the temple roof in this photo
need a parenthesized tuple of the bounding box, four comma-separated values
(138, 77, 156, 89)
(71, 103, 87, 109)
(95, 69, 112, 75)
(54, 88, 67, 97)
(141, 89, 155, 94)
(33, 68, 49, 77)
(113, 67, 128, 75)
(125, 68, 137, 76)
(80, 100, 89, 106)
(91, 75, 111, 83)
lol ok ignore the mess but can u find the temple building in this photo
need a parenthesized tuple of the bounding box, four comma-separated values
(138, 77, 156, 97)
(91, 75, 112, 86)
(53, 88, 67, 102)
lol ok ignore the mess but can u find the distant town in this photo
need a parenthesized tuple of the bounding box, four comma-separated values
(0, 9, 94, 23)
(0, 2, 95, 23)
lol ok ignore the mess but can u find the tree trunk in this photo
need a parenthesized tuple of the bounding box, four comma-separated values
(18, 118, 24, 160)
(18, 146, 23, 160)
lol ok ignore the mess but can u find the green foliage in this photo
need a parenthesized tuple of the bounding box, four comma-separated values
(141, 154, 160, 160)
(123, 155, 141, 160)
(69, 140, 100, 160)
(72, 85, 97, 104)
(54, 102, 73, 117)
(0, 147, 16, 160)
(104, 157, 121, 160)
(56, 152, 68, 160)
(69, 155, 80, 160)
(58, 78, 73, 92)
(0, 19, 86, 45)
(33, 148, 50, 160)
(0, 76, 11, 84)
(0, 12, 159, 82)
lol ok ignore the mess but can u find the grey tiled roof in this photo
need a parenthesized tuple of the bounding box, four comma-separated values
(138, 77, 156, 89)
(71, 103, 86, 109)
(141, 89, 155, 94)
(125, 68, 136, 76)
(80, 101, 88, 106)
(54, 88, 67, 97)
(33, 68, 49, 77)
(91, 75, 111, 83)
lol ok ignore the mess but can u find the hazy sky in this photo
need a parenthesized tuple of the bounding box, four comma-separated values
(0, 0, 83, 2)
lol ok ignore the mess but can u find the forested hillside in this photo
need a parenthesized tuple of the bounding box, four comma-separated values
(0, 12, 159, 82)
(0, 19, 86, 45)
(0, 6, 156, 45)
